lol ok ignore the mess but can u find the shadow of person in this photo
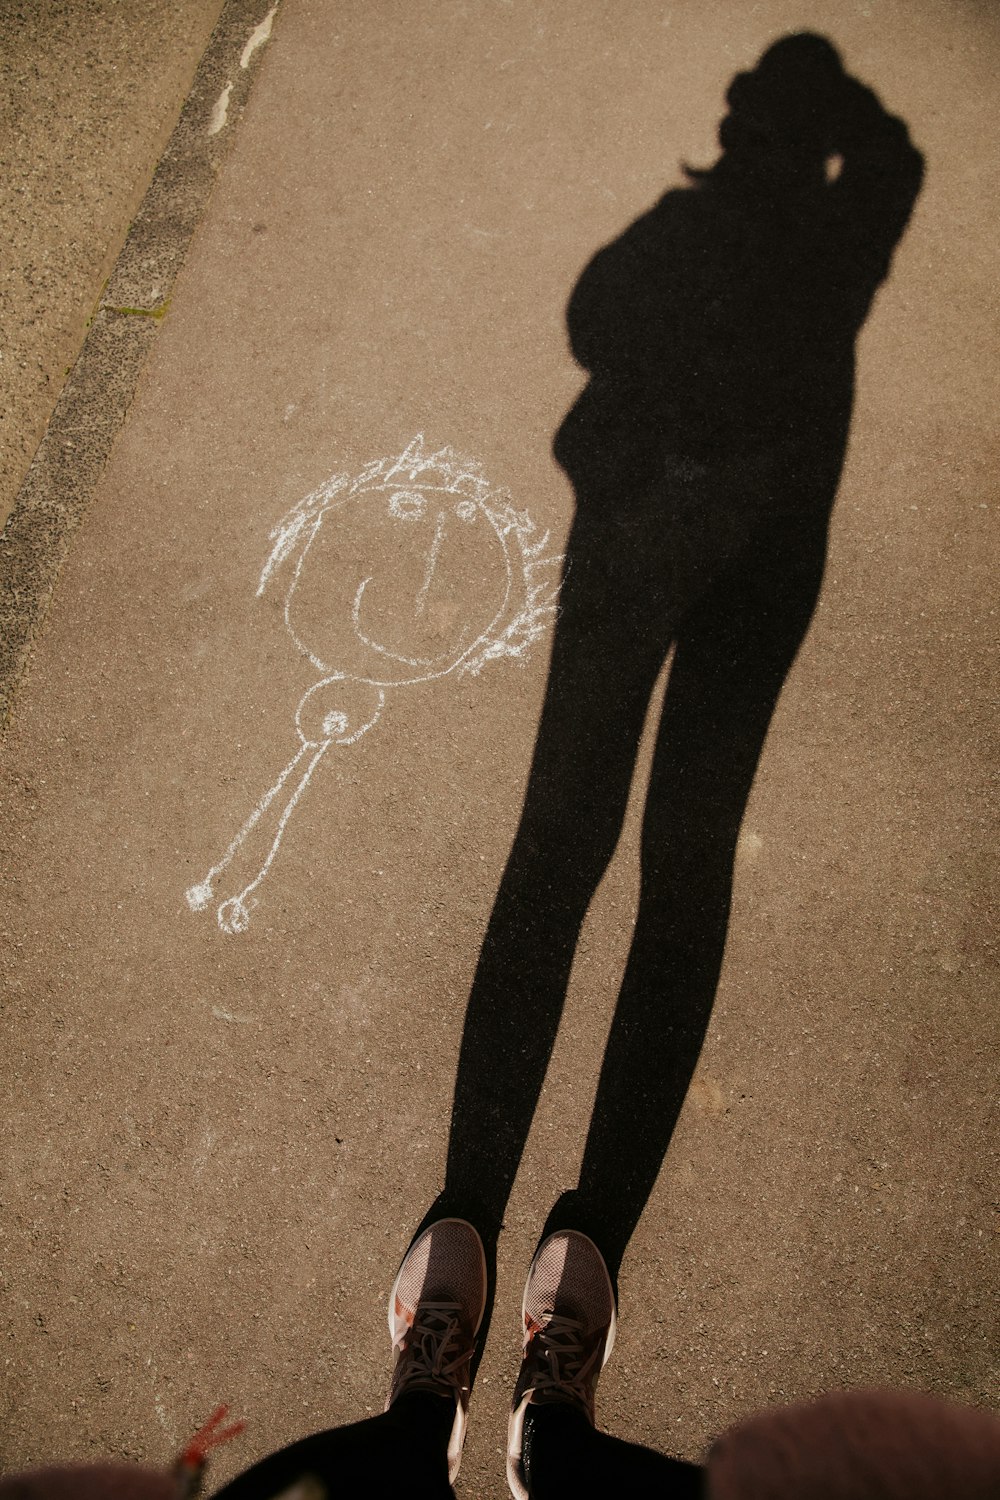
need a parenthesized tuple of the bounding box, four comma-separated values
(420, 33, 923, 1303)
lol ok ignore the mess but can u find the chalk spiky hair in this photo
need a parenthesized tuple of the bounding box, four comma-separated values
(257, 434, 562, 677)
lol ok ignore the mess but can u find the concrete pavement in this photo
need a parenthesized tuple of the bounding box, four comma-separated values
(0, 0, 226, 531)
(1, 3, 997, 1495)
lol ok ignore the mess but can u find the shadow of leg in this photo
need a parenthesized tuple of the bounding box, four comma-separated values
(440, 549, 673, 1250)
(563, 526, 828, 1281)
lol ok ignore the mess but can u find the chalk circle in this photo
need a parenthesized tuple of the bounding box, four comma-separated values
(294, 675, 386, 747)
(218, 895, 252, 934)
(286, 479, 511, 684)
(388, 489, 427, 520)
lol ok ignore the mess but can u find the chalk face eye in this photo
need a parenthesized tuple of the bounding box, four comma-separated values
(389, 489, 426, 520)
(455, 501, 478, 523)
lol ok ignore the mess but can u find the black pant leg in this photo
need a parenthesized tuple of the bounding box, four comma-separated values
(523, 1403, 703, 1500)
(213, 1393, 455, 1500)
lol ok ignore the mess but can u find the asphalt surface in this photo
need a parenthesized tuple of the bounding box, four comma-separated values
(1, 3, 997, 1497)
(0, 0, 226, 531)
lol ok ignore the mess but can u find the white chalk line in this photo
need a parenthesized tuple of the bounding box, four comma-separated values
(187, 683, 386, 933)
(216, 737, 332, 934)
(186, 738, 313, 913)
(187, 436, 562, 931)
(414, 510, 448, 616)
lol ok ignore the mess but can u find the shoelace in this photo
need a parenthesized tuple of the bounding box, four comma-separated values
(398, 1299, 473, 1393)
(525, 1312, 603, 1409)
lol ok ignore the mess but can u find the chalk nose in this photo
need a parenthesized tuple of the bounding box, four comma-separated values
(414, 510, 449, 616)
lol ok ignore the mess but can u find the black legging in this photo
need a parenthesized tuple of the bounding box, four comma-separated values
(212, 1390, 703, 1499)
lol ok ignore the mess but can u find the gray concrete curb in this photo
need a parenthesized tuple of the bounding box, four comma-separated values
(0, 0, 282, 733)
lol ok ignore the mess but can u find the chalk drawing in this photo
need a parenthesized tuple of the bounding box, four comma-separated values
(187, 435, 562, 932)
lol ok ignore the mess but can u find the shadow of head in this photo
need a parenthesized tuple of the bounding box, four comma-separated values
(717, 33, 849, 174)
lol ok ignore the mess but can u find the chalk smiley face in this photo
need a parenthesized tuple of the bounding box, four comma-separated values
(187, 435, 562, 933)
(286, 480, 511, 684)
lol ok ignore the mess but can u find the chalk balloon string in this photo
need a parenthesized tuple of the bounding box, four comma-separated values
(185, 683, 384, 934)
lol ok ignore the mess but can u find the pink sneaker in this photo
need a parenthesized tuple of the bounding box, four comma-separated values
(507, 1230, 617, 1499)
(387, 1218, 487, 1483)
